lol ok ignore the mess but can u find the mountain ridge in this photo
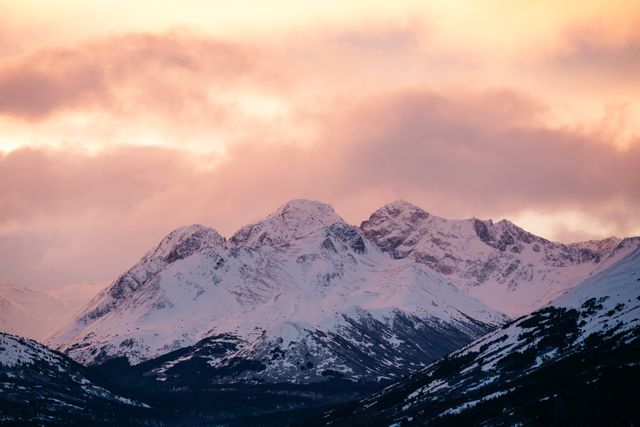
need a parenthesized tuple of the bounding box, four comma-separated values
(47, 199, 635, 386)
(361, 200, 633, 316)
(48, 199, 506, 385)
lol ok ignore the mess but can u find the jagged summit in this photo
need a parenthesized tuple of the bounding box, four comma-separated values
(360, 200, 431, 255)
(382, 199, 429, 213)
(277, 198, 336, 212)
(230, 199, 345, 248)
(569, 236, 622, 254)
(365, 199, 431, 222)
(471, 216, 547, 251)
(143, 224, 226, 263)
(51, 224, 228, 340)
(270, 199, 342, 224)
(361, 200, 635, 316)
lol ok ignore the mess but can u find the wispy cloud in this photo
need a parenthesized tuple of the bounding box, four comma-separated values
(0, 32, 285, 120)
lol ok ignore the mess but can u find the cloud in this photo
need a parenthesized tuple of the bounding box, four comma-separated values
(330, 87, 640, 216)
(1, 86, 639, 288)
(549, 29, 640, 84)
(0, 58, 104, 118)
(0, 31, 285, 120)
(0, 145, 195, 223)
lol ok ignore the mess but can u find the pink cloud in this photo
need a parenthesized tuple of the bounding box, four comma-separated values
(0, 31, 286, 120)
(1, 86, 639, 289)
(550, 26, 640, 82)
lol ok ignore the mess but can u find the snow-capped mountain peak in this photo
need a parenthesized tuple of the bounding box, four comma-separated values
(141, 224, 226, 263)
(568, 236, 622, 255)
(54, 224, 227, 339)
(365, 199, 430, 223)
(380, 199, 430, 215)
(471, 217, 547, 251)
(359, 200, 431, 255)
(230, 199, 345, 248)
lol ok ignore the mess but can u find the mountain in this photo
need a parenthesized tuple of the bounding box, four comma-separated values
(314, 238, 640, 426)
(0, 283, 105, 340)
(361, 200, 628, 316)
(0, 332, 157, 425)
(49, 200, 506, 385)
(0, 284, 64, 340)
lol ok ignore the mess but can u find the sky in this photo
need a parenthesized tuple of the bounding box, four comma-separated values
(1, 1, 639, 290)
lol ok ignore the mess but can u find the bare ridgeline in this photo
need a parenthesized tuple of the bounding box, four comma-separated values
(2, 200, 639, 426)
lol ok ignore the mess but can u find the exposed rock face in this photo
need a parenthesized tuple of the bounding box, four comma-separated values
(361, 200, 630, 316)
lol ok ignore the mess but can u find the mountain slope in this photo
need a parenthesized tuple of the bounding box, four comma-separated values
(0, 332, 156, 425)
(315, 239, 640, 426)
(49, 200, 506, 384)
(361, 200, 629, 316)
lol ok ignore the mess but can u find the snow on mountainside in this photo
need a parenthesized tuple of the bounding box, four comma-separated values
(315, 242, 640, 427)
(361, 200, 632, 316)
(0, 332, 152, 424)
(49, 200, 506, 384)
(50, 224, 227, 347)
(230, 199, 344, 248)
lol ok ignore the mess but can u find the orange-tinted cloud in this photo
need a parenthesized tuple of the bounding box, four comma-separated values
(0, 145, 193, 221)
(1, 87, 639, 288)
(0, 32, 285, 120)
(549, 30, 640, 84)
(329, 89, 640, 218)
(2, 24, 640, 153)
